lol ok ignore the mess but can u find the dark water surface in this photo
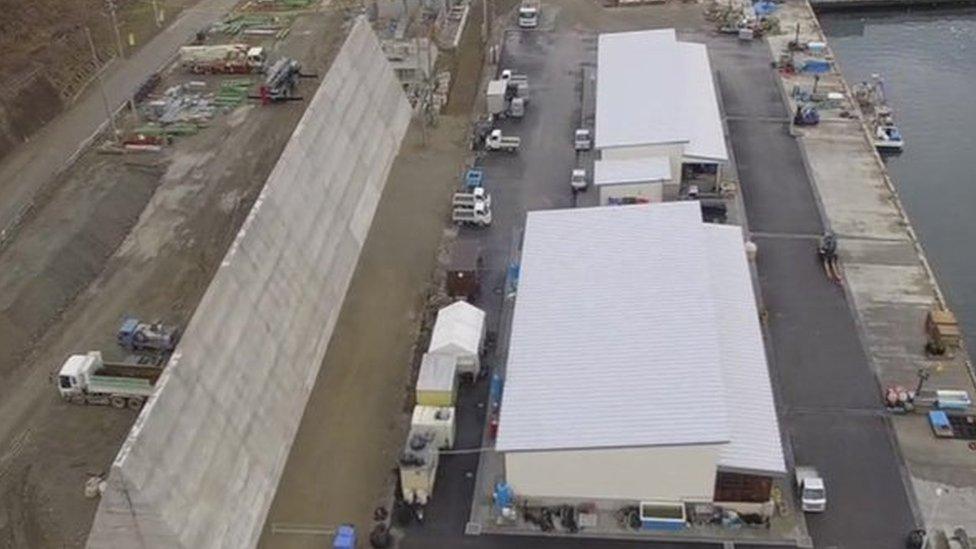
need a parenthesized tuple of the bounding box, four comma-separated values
(821, 9, 976, 351)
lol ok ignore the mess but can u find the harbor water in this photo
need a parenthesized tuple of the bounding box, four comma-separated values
(820, 9, 976, 352)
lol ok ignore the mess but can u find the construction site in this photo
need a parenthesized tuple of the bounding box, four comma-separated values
(0, 0, 498, 545)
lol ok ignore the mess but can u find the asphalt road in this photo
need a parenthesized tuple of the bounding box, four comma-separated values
(710, 37, 918, 549)
(0, 0, 241, 235)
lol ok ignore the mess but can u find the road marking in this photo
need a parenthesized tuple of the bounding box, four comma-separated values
(270, 523, 335, 536)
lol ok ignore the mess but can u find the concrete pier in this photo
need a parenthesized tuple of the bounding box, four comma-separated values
(768, 0, 976, 534)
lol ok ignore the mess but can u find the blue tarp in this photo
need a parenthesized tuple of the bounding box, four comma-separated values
(801, 59, 831, 74)
(754, 1, 778, 16)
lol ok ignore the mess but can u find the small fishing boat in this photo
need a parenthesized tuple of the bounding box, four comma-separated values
(874, 123, 904, 152)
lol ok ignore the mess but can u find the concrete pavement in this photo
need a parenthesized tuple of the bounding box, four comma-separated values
(0, 0, 240, 243)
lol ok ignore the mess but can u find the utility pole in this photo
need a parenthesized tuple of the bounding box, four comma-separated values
(151, 0, 162, 28)
(85, 26, 119, 142)
(106, 0, 126, 58)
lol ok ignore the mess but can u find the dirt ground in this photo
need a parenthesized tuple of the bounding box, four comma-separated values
(257, 2, 495, 547)
(0, 6, 350, 547)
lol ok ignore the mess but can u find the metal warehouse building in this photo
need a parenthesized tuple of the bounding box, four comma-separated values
(595, 29, 728, 200)
(496, 203, 785, 515)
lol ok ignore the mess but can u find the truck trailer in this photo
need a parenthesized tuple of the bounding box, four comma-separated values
(179, 45, 266, 74)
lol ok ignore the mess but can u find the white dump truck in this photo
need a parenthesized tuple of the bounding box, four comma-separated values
(452, 201, 492, 227)
(485, 129, 521, 152)
(178, 44, 266, 74)
(57, 351, 162, 409)
(795, 466, 827, 512)
(518, 0, 541, 28)
(486, 80, 525, 118)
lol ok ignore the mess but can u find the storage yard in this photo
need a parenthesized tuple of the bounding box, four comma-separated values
(0, 0, 974, 548)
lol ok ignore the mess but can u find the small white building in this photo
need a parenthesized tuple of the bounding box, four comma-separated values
(596, 30, 728, 194)
(497, 203, 784, 513)
(594, 157, 673, 205)
(428, 301, 485, 376)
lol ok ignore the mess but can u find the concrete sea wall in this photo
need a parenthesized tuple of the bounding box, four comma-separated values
(87, 17, 411, 548)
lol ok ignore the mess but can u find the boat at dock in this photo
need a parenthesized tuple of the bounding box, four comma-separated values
(853, 75, 905, 153)
(874, 123, 904, 152)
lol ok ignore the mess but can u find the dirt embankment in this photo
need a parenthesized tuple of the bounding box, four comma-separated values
(0, 0, 196, 160)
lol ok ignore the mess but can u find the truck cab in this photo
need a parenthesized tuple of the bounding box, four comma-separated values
(247, 47, 266, 69)
(57, 353, 98, 400)
(518, 1, 540, 28)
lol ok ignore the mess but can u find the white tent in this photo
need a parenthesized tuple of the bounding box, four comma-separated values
(428, 301, 485, 375)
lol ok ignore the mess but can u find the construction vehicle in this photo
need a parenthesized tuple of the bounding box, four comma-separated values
(255, 58, 312, 104)
(452, 202, 492, 227)
(452, 188, 491, 209)
(117, 316, 180, 353)
(570, 168, 587, 192)
(794, 104, 820, 126)
(518, 0, 540, 28)
(487, 79, 526, 119)
(179, 45, 266, 74)
(794, 466, 826, 512)
(818, 230, 841, 283)
(485, 129, 521, 152)
(57, 351, 162, 409)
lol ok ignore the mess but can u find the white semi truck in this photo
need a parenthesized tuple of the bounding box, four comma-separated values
(57, 351, 162, 409)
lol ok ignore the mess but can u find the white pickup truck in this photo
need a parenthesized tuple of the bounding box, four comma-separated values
(485, 129, 521, 152)
(795, 466, 827, 513)
(452, 188, 491, 209)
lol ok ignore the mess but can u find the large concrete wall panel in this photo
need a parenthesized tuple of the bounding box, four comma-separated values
(88, 18, 410, 549)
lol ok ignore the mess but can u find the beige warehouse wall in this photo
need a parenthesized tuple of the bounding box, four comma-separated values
(505, 444, 720, 502)
(87, 17, 411, 549)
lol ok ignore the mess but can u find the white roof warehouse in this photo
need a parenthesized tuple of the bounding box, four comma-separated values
(595, 29, 728, 162)
(496, 202, 784, 505)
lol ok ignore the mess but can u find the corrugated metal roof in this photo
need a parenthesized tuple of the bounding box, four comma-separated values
(417, 353, 457, 391)
(428, 301, 484, 356)
(496, 203, 730, 453)
(594, 157, 672, 186)
(595, 30, 728, 162)
(704, 225, 786, 475)
(496, 203, 784, 475)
